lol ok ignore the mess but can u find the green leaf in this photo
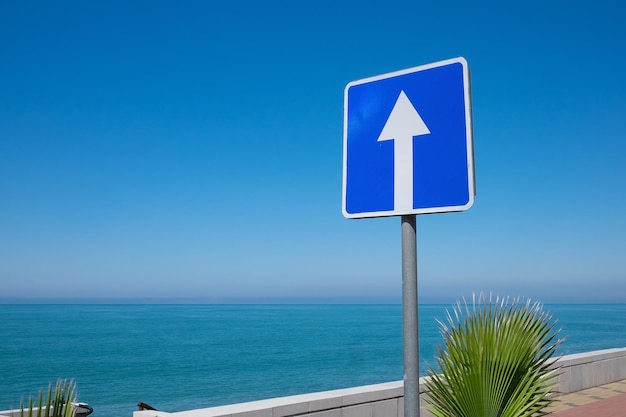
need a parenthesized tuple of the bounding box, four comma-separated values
(17, 379, 78, 417)
(424, 294, 562, 417)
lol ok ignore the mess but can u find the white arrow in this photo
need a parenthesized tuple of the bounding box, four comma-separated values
(377, 90, 431, 212)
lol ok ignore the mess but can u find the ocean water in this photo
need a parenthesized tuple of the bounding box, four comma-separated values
(1, 304, 625, 417)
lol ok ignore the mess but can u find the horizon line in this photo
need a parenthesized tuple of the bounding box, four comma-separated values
(1, 296, 625, 305)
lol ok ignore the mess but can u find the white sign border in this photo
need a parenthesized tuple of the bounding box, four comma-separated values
(342, 57, 475, 219)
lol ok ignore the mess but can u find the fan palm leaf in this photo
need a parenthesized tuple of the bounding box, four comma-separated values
(425, 294, 561, 417)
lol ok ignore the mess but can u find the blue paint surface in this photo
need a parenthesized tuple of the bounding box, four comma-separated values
(344, 60, 472, 217)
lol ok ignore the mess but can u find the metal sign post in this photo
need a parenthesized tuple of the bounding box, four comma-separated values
(342, 57, 474, 417)
(402, 215, 419, 417)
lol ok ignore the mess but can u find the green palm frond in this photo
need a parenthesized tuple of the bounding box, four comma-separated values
(425, 294, 562, 417)
(20, 379, 77, 417)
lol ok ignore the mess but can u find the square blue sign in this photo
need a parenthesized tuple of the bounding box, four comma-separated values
(342, 57, 475, 218)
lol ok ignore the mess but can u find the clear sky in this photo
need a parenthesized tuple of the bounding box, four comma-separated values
(1, 1, 625, 303)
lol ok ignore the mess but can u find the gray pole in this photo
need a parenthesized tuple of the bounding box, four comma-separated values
(401, 214, 419, 417)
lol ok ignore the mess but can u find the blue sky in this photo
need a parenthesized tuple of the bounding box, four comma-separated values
(1, 1, 625, 302)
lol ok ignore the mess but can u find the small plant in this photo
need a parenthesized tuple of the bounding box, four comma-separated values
(20, 379, 77, 417)
(425, 294, 562, 417)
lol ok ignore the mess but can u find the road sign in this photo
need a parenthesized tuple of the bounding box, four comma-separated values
(342, 57, 475, 218)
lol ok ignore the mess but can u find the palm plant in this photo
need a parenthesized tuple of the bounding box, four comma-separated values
(425, 294, 561, 417)
(20, 379, 77, 417)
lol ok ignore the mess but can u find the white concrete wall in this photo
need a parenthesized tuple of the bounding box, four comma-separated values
(555, 347, 626, 393)
(131, 347, 626, 417)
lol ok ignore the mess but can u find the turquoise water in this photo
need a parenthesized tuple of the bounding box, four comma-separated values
(1, 304, 625, 417)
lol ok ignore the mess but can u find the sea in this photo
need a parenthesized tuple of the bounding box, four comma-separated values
(1, 303, 625, 417)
